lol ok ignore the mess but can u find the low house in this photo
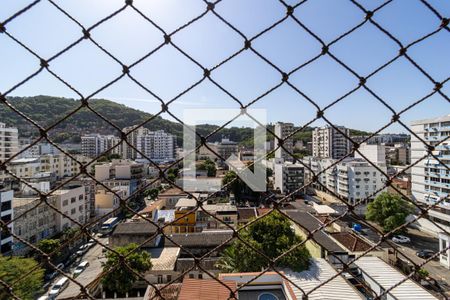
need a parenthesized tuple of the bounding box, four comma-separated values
(158, 187, 188, 208)
(285, 210, 348, 268)
(329, 231, 385, 258)
(110, 221, 160, 248)
(237, 207, 257, 225)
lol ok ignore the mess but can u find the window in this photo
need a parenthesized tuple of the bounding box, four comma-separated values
(258, 293, 279, 300)
(198, 273, 203, 279)
(1, 200, 11, 212)
(189, 274, 194, 279)
(62, 200, 68, 207)
(71, 197, 76, 203)
(71, 208, 76, 215)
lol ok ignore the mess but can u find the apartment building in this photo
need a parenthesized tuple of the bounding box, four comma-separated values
(13, 196, 57, 254)
(81, 134, 121, 158)
(411, 115, 450, 233)
(122, 126, 175, 162)
(0, 190, 13, 254)
(197, 138, 238, 164)
(18, 142, 61, 158)
(9, 154, 89, 180)
(274, 163, 305, 196)
(95, 160, 144, 181)
(274, 122, 294, 162)
(312, 125, 351, 159)
(303, 157, 386, 206)
(150, 130, 176, 161)
(94, 188, 125, 217)
(12, 185, 86, 254)
(0, 122, 18, 162)
(386, 143, 410, 165)
(355, 143, 386, 165)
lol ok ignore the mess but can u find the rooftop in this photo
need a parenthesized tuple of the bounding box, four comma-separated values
(203, 204, 237, 213)
(354, 256, 438, 300)
(177, 278, 236, 300)
(175, 198, 198, 208)
(159, 187, 188, 197)
(329, 231, 372, 252)
(10, 157, 39, 164)
(139, 199, 164, 215)
(147, 247, 180, 271)
(154, 209, 175, 223)
(283, 258, 363, 300)
(112, 221, 158, 235)
(164, 230, 233, 248)
(285, 211, 344, 253)
(237, 207, 257, 221)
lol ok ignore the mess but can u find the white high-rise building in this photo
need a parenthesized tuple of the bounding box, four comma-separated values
(302, 156, 386, 206)
(411, 115, 450, 233)
(355, 143, 386, 165)
(274, 122, 294, 162)
(0, 122, 18, 162)
(312, 125, 351, 159)
(81, 134, 120, 158)
(122, 126, 175, 162)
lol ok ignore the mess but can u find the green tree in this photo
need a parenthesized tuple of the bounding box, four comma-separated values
(216, 211, 310, 272)
(37, 239, 61, 256)
(101, 243, 152, 294)
(198, 159, 217, 177)
(144, 188, 159, 200)
(0, 255, 44, 300)
(222, 171, 243, 201)
(365, 192, 414, 233)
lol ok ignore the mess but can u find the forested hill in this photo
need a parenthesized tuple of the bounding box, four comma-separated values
(1, 96, 370, 145)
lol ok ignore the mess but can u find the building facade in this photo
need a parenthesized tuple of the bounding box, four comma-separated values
(0, 190, 13, 254)
(411, 115, 450, 233)
(274, 163, 305, 196)
(81, 134, 120, 158)
(303, 157, 387, 205)
(122, 126, 175, 162)
(0, 122, 18, 162)
(312, 125, 351, 159)
(274, 122, 294, 162)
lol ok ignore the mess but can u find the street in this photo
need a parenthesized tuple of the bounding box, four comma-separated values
(42, 236, 108, 299)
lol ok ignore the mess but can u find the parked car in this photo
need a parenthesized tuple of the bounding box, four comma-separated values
(102, 241, 110, 253)
(416, 249, 436, 259)
(392, 235, 411, 243)
(48, 277, 69, 299)
(73, 261, 90, 277)
(76, 244, 89, 256)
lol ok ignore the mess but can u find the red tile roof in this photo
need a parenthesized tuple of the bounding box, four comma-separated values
(237, 207, 257, 222)
(330, 231, 372, 252)
(256, 208, 272, 217)
(159, 187, 187, 197)
(178, 278, 236, 300)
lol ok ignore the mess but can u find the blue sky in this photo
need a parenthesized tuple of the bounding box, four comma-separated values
(1, 0, 449, 133)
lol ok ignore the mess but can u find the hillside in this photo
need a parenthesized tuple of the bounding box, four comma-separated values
(1, 96, 255, 145)
(1, 96, 370, 145)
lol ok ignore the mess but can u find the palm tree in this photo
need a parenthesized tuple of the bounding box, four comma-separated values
(215, 246, 239, 273)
